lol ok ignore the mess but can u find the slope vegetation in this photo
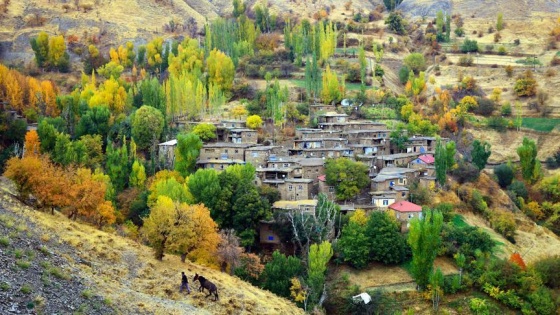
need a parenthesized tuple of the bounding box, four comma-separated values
(0, 177, 303, 315)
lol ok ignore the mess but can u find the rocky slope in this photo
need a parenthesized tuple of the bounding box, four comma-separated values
(0, 178, 304, 315)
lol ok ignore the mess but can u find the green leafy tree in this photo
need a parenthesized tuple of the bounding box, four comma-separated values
(105, 141, 129, 193)
(131, 105, 164, 151)
(390, 124, 409, 153)
(76, 106, 111, 143)
(307, 241, 333, 308)
(367, 211, 408, 264)
(435, 138, 448, 187)
(383, 0, 403, 11)
(385, 11, 406, 35)
(129, 160, 146, 188)
(325, 158, 370, 200)
(261, 251, 303, 298)
(174, 133, 202, 177)
(404, 53, 426, 74)
(408, 209, 443, 290)
(430, 268, 444, 312)
(461, 39, 479, 53)
(192, 123, 217, 142)
(52, 133, 73, 166)
(37, 119, 58, 154)
(471, 140, 491, 170)
(517, 137, 538, 183)
(337, 211, 370, 269)
(148, 176, 192, 206)
(232, 0, 246, 18)
(30, 32, 49, 68)
(497, 13, 504, 31)
(187, 168, 221, 212)
(231, 174, 270, 247)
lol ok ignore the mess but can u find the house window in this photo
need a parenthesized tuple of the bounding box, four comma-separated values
(267, 236, 274, 241)
(252, 152, 258, 157)
(328, 186, 335, 192)
(235, 149, 239, 153)
(220, 165, 224, 169)
(298, 185, 303, 190)
(283, 163, 289, 167)
(382, 200, 389, 206)
(224, 149, 228, 153)
(288, 185, 293, 191)
(402, 192, 406, 197)
(408, 214, 414, 219)
(398, 178, 404, 184)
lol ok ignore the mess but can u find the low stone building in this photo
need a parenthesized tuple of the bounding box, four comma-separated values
(199, 142, 256, 161)
(245, 146, 281, 169)
(158, 139, 178, 169)
(295, 158, 325, 181)
(388, 201, 423, 230)
(370, 191, 397, 209)
(278, 178, 315, 201)
(273, 200, 318, 214)
(196, 159, 246, 171)
(228, 128, 258, 144)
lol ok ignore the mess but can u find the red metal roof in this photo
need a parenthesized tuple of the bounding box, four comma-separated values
(317, 175, 326, 182)
(418, 154, 435, 164)
(388, 201, 422, 212)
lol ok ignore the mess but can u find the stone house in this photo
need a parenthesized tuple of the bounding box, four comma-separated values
(289, 147, 354, 159)
(375, 153, 420, 169)
(370, 191, 397, 209)
(278, 178, 315, 201)
(245, 146, 281, 169)
(410, 154, 435, 168)
(196, 158, 246, 171)
(317, 112, 348, 124)
(406, 136, 438, 154)
(158, 139, 178, 168)
(295, 158, 325, 182)
(272, 200, 318, 214)
(388, 201, 423, 229)
(259, 220, 281, 246)
(199, 142, 255, 161)
(317, 175, 336, 199)
(371, 167, 419, 191)
(228, 128, 258, 144)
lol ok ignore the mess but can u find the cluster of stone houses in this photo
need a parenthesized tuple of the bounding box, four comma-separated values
(159, 112, 440, 247)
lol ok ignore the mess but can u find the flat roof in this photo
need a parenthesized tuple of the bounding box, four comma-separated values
(203, 142, 256, 148)
(196, 159, 246, 164)
(246, 146, 280, 151)
(273, 200, 318, 209)
(285, 178, 314, 183)
(296, 158, 326, 166)
(158, 139, 178, 146)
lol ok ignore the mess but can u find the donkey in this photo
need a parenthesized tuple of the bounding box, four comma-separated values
(193, 273, 219, 301)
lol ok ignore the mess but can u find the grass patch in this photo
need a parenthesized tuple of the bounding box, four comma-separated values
(20, 283, 32, 294)
(14, 249, 24, 259)
(0, 281, 10, 291)
(289, 78, 364, 92)
(0, 236, 10, 247)
(521, 117, 560, 132)
(16, 260, 31, 269)
(41, 261, 70, 280)
(81, 289, 94, 299)
(452, 215, 470, 228)
(515, 57, 542, 66)
(38, 245, 51, 256)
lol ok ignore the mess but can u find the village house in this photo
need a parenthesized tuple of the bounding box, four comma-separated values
(259, 220, 281, 248)
(292, 138, 348, 150)
(256, 166, 295, 186)
(227, 128, 258, 144)
(388, 201, 423, 230)
(370, 191, 397, 209)
(199, 142, 256, 161)
(272, 199, 318, 214)
(220, 119, 247, 129)
(410, 154, 435, 168)
(245, 146, 281, 169)
(278, 178, 315, 201)
(406, 136, 438, 154)
(289, 147, 354, 159)
(371, 167, 419, 192)
(317, 175, 336, 199)
(309, 104, 336, 113)
(375, 152, 421, 169)
(158, 139, 178, 168)
(317, 112, 348, 124)
(196, 158, 246, 171)
(295, 158, 325, 182)
(298, 129, 344, 140)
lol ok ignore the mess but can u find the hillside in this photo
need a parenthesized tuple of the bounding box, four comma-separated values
(0, 177, 304, 315)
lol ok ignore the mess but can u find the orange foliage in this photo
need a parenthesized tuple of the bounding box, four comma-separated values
(24, 130, 41, 157)
(66, 168, 107, 221)
(255, 33, 280, 51)
(509, 252, 527, 270)
(438, 112, 458, 133)
(95, 200, 117, 227)
(239, 252, 264, 279)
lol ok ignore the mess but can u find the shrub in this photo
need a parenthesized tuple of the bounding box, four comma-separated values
(452, 161, 480, 184)
(505, 65, 513, 77)
(475, 98, 496, 116)
(513, 70, 537, 97)
(458, 55, 474, 66)
(20, 284, 32, 294)
(497, 45, 507, 55)
(533, 256, 560, 288)
(385, 11, 406, 35)
(403, 53, 426, 73)
(508, 181, 528, 200)
(454, 27, 464, 37)
(487, 116, 508, 132)
(501, 103, 512, 116)
(0, 236, 9, 247)
(494, 164, 514, 188)
(398, 65, 411, 84)
(490, 211, 516, 241)
(461, 39, 479, 52)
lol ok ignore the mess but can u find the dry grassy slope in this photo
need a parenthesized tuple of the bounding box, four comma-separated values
(435, 172, 560, 265)
(0, 178, 304, 315)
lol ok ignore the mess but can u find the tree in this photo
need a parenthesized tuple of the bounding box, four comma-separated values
(207, 49, 235, 92)
(105, 142, 129, 194)
(167, 203, 220, 263)
(4, 156, 45, 202)
(337, 210, 370, 269)
(30, 32, 49, 68)
(385, 11, 406, 35)
(24, 130, 41, 157)
(408, 209, 443, 290)
(497, 12, 504, 31)
(174, 133, 202, 177)
(404, 53, 426, 74)
(232, 0, 246, 18)
(216, 229, 243, 274)
(285, 194, 339, 256)
(246, 115, 263, 129)
(471, 140, 491, 170)
(48, 35, 70, 72)
(142, 196, 176, 260)
(76, 105, 111, 141)
(513, 70, 537, 97)
(429, 268, 444, 312)
(517, 137, 538, 183)
(231, 105, 248, 119)
(367, 211, 408, 264)
(383, 0, 403, 11)
(148, 176, 191, 206)
(66, 168, 107, 221)
(261, 250, 303, 298)
(494, 163, 514, 188)
(461, 39, 479, 53)
(435, 138, 453, 187)
(321, 65, 342, 105)
(192, 123, 217, 142)
(307, 241, 333, 308)
(325, 158, 370, 200)
(131, 105, 164, 150)
(389, 124, 409, 153)
(37, 119, 58, 154)
(188, 168, 221, 213)
(129, 160, 146, 188)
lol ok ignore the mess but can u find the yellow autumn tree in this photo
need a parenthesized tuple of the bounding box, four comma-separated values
(207, 49, 235, 92)
(48, 35, 67, 68)
(321, 65, 341, 105)
(41, 80, 58, 116)
(24, 130, 41, 157)
(246, 115, 263, 129)
(231, 105, 248, 119)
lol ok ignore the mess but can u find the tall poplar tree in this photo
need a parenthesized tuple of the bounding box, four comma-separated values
(408, 209, 443, 290)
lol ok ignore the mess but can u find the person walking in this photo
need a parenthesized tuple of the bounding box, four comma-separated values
(180, 271, 191, 294)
